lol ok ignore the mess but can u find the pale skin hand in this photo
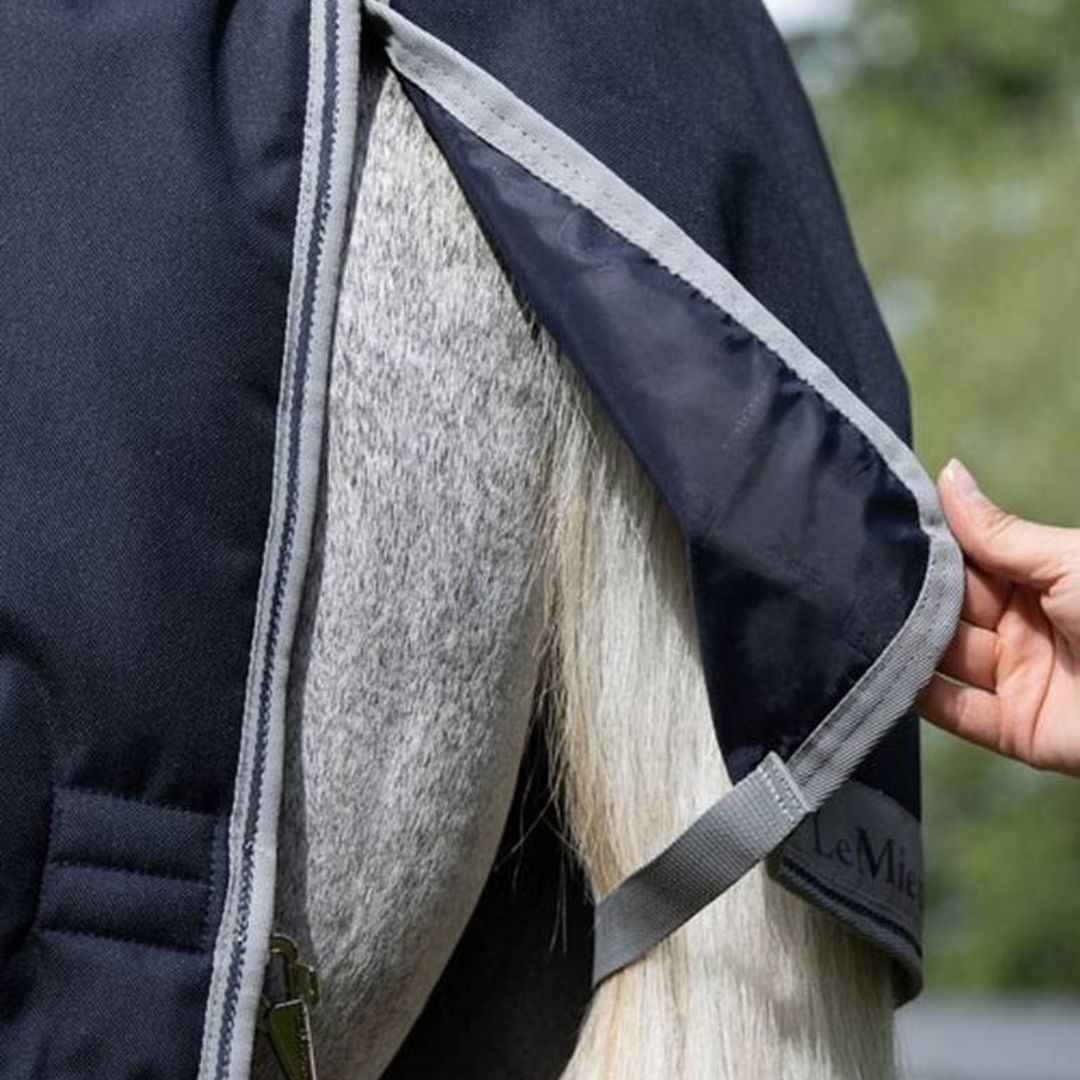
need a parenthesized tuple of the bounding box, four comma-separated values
(917, 459, 1080, 778)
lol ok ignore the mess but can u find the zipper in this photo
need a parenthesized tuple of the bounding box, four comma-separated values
(257, 933, 320, 1080)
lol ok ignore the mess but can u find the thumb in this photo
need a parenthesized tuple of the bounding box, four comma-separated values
(937, 459, 1078, 587)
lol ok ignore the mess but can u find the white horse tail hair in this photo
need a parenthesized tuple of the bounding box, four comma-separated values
(536, 353, 898, 1079)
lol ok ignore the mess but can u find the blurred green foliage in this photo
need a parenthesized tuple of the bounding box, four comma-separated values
(792, 0, 1080, 993)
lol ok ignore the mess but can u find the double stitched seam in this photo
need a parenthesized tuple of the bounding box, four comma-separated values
(37, 925, 207, 956)
(759, 759, 805, 825)
(39, 784, 220, 953)
(46, 859, 210, 887)
(58, 783, 216, 819)
(759, 764, 793, 824)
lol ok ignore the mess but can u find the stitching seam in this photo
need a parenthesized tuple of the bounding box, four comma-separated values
(59, 784, 218, 819)
(759, 760, 798, 825)
(47, 859, 209, 887)
(38, 924, 208, 956)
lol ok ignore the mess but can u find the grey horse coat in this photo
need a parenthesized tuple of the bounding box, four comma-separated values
(0, 1, 962, 1076)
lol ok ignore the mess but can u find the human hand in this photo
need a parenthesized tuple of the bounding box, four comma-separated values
(917, 459, 1080, 778)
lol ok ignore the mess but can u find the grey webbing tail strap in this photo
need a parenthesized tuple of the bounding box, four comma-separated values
(592, 752, 811, 985)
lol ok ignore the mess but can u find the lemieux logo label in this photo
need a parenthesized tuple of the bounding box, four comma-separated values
(780, 781, 924, 923)
(804, 810, 922, 907)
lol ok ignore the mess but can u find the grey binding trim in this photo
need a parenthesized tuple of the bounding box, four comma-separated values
(594, 753, 809, 983)
(197, 1, 361, 1077)
(367, 0, 963, 983)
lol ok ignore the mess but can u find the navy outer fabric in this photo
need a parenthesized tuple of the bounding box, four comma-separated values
(0, 2, 309, 1076)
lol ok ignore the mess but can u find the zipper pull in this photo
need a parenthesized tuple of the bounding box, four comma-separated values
(257, 932, 320, 1080)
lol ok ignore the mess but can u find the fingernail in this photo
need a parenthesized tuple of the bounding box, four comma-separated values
(944, 458, 981, 502)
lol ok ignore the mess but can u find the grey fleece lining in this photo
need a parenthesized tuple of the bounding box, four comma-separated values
(365, 0, 963, 985)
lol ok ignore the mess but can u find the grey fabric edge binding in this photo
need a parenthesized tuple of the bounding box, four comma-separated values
(366, 0, 964, 986)
(196, 2, 362, 1078)
(593, 752, 809, 983)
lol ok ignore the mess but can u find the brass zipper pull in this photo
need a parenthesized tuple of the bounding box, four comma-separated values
(257, 932, 320, 1080)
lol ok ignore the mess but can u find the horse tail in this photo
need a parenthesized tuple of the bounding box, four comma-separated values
(537, 354, 897, 1079)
